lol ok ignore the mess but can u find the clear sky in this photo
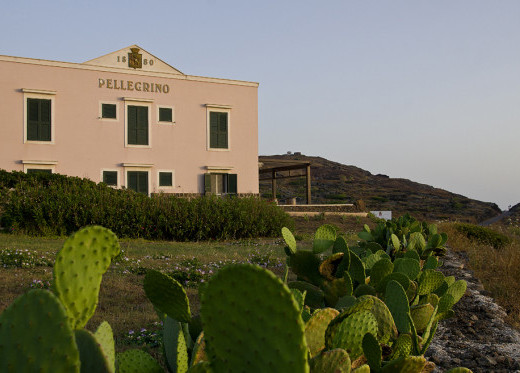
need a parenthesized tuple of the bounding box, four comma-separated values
(2, 1, 519, 210)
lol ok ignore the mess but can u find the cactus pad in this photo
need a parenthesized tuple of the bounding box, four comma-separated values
(116, 349, 163, 373)
(393, 258, 421, 280)
(417, 270, 445, 296)
(94, 321, 115, 373)
(289, 250, 324, 286)
(446, 368, 473, 373)
(370, 258, 394, 288)
(348, 252, 366, 284)
(143, 269, 191, 323)
(385, 280, 410, 333)
(309, 348, 352, 373)
(410, 304, 435, 333)
(163, 316, 189, 373)
(53, 225, 120, 329)
(352, 365, 371, 373)
(333, 236, 350, 254)
(328, 311, 378, 360)
(438, 280, 467, 314)
(282, 227, 297, 254)
(362, 333, 381, 371)
(305, 308, 340, 358)
(390, 334, 412, 360)
(201, 264, 309, 373)
(320, 253, 345, 281)
(380, 355, 426, 373)
(314, 225, 337, 253)
(323, 277, 352, 306)
(358, 295, 397, 344)
(288, 281, 325, 309)
(188, 362, 213, 373)
(75, 329, 112, 373)
(191, 332, 207, 366)
(290, 288, 306, 312)
(0, 289, 80, 372)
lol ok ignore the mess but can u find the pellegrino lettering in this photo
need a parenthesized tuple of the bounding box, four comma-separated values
(98, 78, 170, 93)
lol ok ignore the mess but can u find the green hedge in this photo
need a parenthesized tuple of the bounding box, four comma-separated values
(0, 170, 292, 240)
(454, 223, 511, 249)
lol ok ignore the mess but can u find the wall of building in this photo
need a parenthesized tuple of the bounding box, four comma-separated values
(0, 48, 259, 195)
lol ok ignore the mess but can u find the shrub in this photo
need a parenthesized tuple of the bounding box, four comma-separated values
(0, 170, 293, 240)
(454, 223, 511, 249)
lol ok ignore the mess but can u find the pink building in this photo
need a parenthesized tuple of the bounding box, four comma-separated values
(0, 45, 259, 196)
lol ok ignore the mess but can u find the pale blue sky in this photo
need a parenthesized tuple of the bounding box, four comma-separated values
(2, 1, 519, 210)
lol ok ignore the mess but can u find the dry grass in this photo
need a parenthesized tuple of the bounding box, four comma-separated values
(440, 222, 520, 329)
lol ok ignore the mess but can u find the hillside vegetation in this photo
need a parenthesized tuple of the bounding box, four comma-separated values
(260, 154, 501, 223)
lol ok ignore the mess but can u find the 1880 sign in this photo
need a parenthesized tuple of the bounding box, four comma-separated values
(116, 48, 154, 69)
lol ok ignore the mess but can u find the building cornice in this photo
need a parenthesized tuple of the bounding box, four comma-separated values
(0, 55, 259, 88)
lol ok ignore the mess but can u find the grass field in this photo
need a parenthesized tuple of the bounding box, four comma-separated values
(1, 214, 519, 357)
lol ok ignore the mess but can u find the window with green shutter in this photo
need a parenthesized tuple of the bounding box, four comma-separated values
(27, 98, 51, 141)
(159, 172, 173, 187)
(127, 171, 148, 195)
(127, 105, 149, 145)
(103, 171, 118, 186)
(204, 173, 237, 195)
(159, 107, 173, 123)
(27, 168, 52, 174)
(101, 104, 117, 119)
(209, 111, 228, 149)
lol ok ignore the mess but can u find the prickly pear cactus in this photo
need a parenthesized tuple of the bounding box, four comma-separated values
(53, 225, 120, 329)
(380, 355, 426, 373)
(200, 264, 309, 373)
(0, 289, 80, 372)
(94, 321, 116, 373)
(313, 224, 337, 254)
(305, 308, 340, 358)
(327, 310, 378, 360)
(75, 329, 112, 373)
(357, 295, 397, 344)
(385, 280, 410, 334)
(143, 269, 191, 323)
(163, 316, 189, 373)
(282, 227, 297, 255)
(116, 349, 163, 373)
(417, 270, 445, 296)
(362, 332, 381, 372)
(309, 348, 351, 373)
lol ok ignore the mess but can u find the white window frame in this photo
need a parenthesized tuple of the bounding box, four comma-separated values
(99, 101, 119, 122)
(206, 104, 231, 151)
(124, 97, 153, 148)
(157, 169, 175, 190)
(157, 105, 175, 125)
(100, 169, 120, 188)
(22, 160, 57, 173)
(23, 89, 56, 144)
(123, 163, 153, 195)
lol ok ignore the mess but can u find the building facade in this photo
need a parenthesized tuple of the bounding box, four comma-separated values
(0, 45, 259, 196)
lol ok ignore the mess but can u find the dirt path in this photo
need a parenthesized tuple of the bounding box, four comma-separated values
(480, 211, 511, 226)
(426, 249, 520, 372)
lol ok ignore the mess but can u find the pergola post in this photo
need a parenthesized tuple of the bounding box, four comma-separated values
(272, 170, 277, 202)
(306, 164, 311, 204)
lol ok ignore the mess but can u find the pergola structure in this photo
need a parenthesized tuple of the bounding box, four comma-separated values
(258, 158, 312, 204)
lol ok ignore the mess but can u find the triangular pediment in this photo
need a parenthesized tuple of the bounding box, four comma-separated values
(83, 45, 184, 75)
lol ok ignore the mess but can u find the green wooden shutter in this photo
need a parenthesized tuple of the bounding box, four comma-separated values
(218, 113, 228, 149)
(128, 106, 137, 144)
(227, 174, 237, 194)
(27, 169, 52, 174)
(102, 104, 117, 119)
(204, 174, 212, 194)
(210, 112, 219, 148)
(136, 106, 148, 145)
(103, 171, 118, 186)
(159, 172, 172, 186)
(138, 172, 148, 194)
(128, 171, 138, 192)
(27, 99, 39, 140)
(159, 108, 172, 122)
(39, 99, 51, 141)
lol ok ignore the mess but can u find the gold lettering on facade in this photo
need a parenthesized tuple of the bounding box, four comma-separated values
(97, 78, 170, 94)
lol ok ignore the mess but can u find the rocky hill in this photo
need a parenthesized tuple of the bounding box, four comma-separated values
(259, 154, 501, 223)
